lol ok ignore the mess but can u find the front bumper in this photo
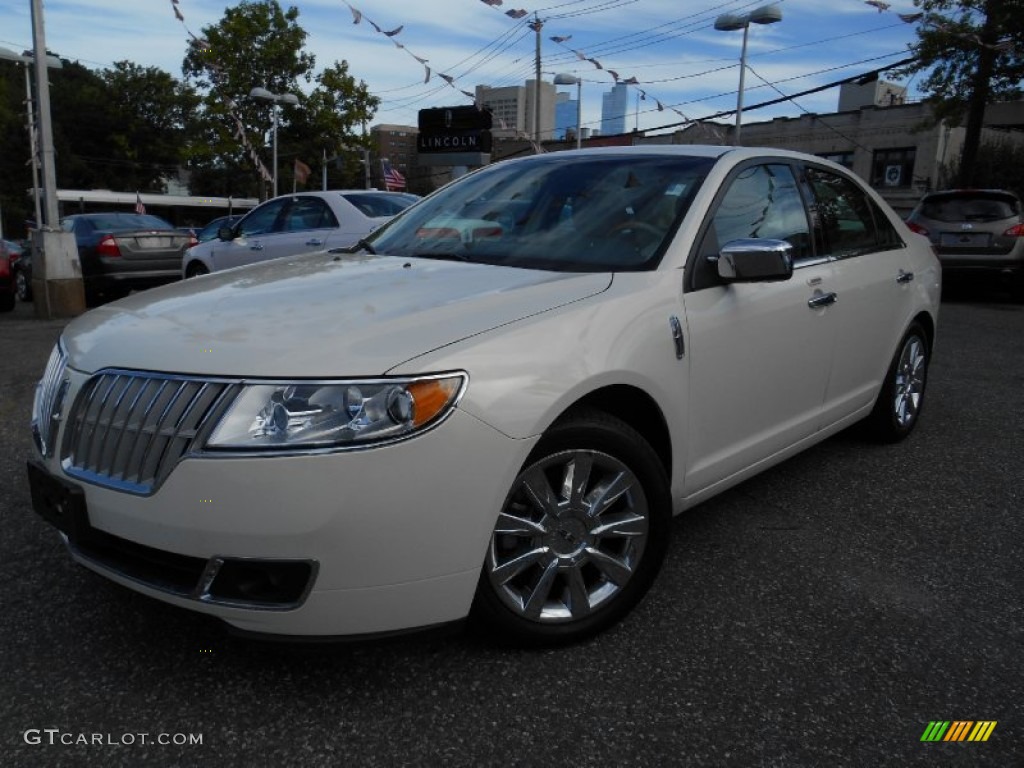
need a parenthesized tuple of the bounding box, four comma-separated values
(30, 407, 533, 636)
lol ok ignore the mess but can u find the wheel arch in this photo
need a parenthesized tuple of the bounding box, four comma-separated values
(183, 257, 210, 278)
(912, 309, 936, 352)
(552, 384, 673, 482)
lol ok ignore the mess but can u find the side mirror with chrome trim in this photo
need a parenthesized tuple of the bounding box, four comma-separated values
(715, 238, 794, 282)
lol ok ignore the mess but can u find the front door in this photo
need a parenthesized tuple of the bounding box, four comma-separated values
(682, 162, 839, 495)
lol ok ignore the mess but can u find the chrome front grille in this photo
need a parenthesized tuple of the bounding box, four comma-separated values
(61, 371, 240, 495)
(32, 342, 69, 457)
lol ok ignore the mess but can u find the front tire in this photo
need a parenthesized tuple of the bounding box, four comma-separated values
(472, 409, 671, 646)
(864, 322, 930, 442)
(185, 261, 209, 278)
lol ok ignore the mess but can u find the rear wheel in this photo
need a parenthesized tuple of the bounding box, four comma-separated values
(472, 409, 671, 646)
(864, 322, 929, 442)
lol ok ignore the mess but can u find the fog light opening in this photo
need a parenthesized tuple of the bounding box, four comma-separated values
(206, 559, 315, 607)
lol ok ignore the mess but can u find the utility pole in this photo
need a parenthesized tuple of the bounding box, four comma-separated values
(531, 15, 543, 143)
(31, 0, 85, 317)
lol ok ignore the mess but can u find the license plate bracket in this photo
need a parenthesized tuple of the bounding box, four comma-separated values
(27, 459, 91, 543)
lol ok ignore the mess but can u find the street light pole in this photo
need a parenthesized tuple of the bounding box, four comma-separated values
(714, 3, 783, 146)
(271, 102, 279, 197)
(735, 24, 750, 146)
(24, 63, 48, 230)
(0, 48, 54, 232)
(249, 87, 300, 198)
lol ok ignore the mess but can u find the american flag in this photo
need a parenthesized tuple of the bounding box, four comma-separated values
(134, 192, 146, 215)
(381, 160, 406, 191)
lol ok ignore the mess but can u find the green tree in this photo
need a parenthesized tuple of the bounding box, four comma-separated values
(939, 138, 1024, 198)
(286, 61, 380, 190)
(902, 0, 1024, 186)
(99, 62, 199, 192)
(0, 61, 28, 237)
(182, 0, 315, 197)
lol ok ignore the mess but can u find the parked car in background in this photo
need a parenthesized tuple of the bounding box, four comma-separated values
(0, 239, 19, 311)
(8, 241, 32, 302)
(182, 190, 419, 277)
(28, 146, 939, 645)
(906, 189, 1024, 300)
(60, 212, 197, 304)
(195, 214, 242, 243)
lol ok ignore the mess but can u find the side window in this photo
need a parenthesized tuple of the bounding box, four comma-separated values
(711, 164, 811, 259)
(690, 163, 810, 291)
(238, 199, 287, 237)
(806, 167, 884, 258)
(282, 197, 337, 232)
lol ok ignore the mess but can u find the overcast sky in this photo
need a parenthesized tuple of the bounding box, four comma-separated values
(0, 0, 925, 135)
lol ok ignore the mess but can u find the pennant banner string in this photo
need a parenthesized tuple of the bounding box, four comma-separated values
(167, 0, 273, 182)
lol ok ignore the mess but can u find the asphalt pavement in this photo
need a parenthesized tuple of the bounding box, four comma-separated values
(1, 287, 1021, 767)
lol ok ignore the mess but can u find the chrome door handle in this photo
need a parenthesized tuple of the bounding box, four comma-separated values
(305, 238, 323, 246)
(249, 242, 264, 251)
(896, 270, 914, 284)
(807, 292, 838, 308)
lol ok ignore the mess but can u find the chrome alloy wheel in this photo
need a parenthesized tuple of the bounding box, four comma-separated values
(486, 449, 650, 623)
(893, 335, 926, 428)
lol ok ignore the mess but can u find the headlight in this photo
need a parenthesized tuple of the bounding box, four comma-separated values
(205, 373, 466, 451)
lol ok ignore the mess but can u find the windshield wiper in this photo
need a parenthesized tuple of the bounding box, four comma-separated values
(341, 238, 375, 254)
(408, 252, 473, 262)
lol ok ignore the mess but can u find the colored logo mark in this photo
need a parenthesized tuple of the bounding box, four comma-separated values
(921, 721, 997, 742)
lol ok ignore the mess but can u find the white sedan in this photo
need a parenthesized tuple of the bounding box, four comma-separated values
(29, 146, 940, 645)
(182, 190, 419, 277)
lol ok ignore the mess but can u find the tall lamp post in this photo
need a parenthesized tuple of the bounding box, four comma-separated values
(553, 73, 582, 149)
(714, 3, 782, 146)
(249, 87, 299, 198)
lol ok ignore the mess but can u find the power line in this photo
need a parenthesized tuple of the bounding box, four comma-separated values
(643, 55, 918, 134)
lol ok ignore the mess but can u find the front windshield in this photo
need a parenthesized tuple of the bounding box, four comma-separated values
(369, 153, 714, 271)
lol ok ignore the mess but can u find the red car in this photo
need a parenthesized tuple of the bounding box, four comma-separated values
(0, 239, 20, 312)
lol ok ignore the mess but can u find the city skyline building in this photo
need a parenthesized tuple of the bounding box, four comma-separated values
(601, 83, 629, 136)
(475, 79, 555, 139)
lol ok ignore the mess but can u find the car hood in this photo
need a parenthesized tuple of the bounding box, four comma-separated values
(63, 252, 612, 377)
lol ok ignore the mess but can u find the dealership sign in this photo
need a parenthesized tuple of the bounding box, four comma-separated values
(418, 106, 492, 166)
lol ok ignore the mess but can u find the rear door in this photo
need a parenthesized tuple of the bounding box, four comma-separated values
(266, 196, 340, 258)
(801, 164, 915, 425)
